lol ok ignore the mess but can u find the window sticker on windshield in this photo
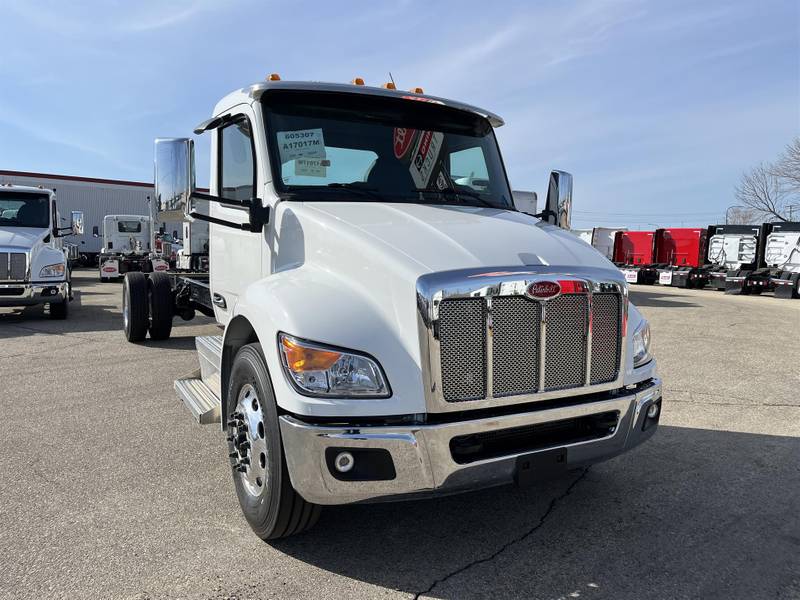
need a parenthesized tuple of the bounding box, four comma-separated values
(277, 129, 326, 162)
(393, 128, 417, 159)
(294, 158, 327, 178)
(408, 131, 444, 189)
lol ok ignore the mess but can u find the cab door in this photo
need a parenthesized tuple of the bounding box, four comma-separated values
(209, 104, 263, 324)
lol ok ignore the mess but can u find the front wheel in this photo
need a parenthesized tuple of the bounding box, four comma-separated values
(227, 343, 321, 540)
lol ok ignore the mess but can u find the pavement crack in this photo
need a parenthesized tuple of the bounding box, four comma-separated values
(412, 467, 590, 600)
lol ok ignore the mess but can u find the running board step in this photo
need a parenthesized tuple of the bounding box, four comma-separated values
(175, 376, 221, 425)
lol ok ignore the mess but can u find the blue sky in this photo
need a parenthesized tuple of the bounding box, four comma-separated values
(1, 0, 797, 229)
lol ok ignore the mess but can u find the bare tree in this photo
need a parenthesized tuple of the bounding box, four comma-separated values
(726, 206, 758, 224)
(772, 137, 800, 194)
(735, 163, 789, 222)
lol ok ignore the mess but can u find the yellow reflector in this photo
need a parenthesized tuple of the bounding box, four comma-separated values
(281, 337, 341, 372)
(351, 77, 365, 85)
(382, 82, 396, 90)
(267, 73, 281, 81)
(409, 86, 424, 94)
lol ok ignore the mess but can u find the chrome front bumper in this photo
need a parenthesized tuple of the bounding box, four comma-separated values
(0, 282, 67, 307)
(280, 379, 662, 505)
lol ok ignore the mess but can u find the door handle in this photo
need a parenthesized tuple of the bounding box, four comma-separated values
(212, 293, 227, 309)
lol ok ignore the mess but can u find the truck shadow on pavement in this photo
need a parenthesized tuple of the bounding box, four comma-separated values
(272, 425, 799, 599)
(628, 289, 702, 308)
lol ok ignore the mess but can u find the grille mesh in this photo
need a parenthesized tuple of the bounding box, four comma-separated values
(437, 288, 621, 403)
(9, 253, 26, 280)
(0, 252, 27, 281)
(590, 294, 621, 384)
(491, 296, 540, 397)
(438, 299, 486, 402)
(543, 295, 588, 390)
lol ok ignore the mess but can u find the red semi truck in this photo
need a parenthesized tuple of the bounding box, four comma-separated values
(653, 228, 709, 288)
(613, 230, 658, 285)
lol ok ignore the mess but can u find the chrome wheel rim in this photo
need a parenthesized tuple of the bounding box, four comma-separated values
(231, 383, 268, 497)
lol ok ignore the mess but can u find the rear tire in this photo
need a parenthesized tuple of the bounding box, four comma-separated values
(123, 272, 148, 342)
(227, 343, 321, 540)
(148, 272, 173, 340)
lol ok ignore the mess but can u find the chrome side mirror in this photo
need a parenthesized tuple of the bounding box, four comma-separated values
(512, 190, 537, 216)
(70, 211, 84, 236)
(544, 170, 573, 229)
(154, 138, 196, 222)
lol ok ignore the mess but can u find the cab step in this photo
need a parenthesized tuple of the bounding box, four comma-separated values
(175, 375, 221, 425)
(174, 335, 224, 425)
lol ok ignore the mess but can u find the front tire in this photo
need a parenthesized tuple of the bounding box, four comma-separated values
(123, 272, 148, 342)
(227, 343, 321, 540)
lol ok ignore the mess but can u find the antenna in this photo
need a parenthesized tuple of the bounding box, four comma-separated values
(388, 71, 396, 87)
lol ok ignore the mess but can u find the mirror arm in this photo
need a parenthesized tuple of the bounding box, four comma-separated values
(188, 192, 270, 233)
(533, 209, 558, 222)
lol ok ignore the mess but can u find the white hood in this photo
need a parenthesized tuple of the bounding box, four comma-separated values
(298, 201, 616, 275)
(0, 227, 48, 250)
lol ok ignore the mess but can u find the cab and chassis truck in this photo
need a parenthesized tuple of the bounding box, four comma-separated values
(0, 184, 82, 318)
(123, 79, 662, 539)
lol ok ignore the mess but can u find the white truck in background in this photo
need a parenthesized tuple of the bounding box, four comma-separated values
(0, 184, 82, 318)
(764, 222, 800, 299)
(98, 214, 168, 281)
(573, 227, 627, 261)
(704, 224, 761, 291)
(123, 78, 662, 540)
(177, 219, 209, 271)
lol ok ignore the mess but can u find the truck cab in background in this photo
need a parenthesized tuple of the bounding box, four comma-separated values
(764, 222, 800, 299)
(176, 220, 209, 271)
(704, 224, 761, 291)
(98, 214, 168, 281)
(0, 184, 81, 318)
(613, 230, 658, 284)
(652, 228, 709, 288)
(127, 78, 662, 540)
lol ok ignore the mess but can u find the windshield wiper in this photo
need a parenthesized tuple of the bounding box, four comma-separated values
(414, 187, 500, 209)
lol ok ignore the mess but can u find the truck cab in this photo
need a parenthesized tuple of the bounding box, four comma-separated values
(764, 222, 800, 299)
(98, 215, 168, 281)
(705, 224, 761, 291)
(0, 184, 81, 318)
(129, 78, 662, 540)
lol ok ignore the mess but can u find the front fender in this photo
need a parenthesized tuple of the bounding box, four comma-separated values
(229, 264, 427, 418)
(30, 245, 68, 282)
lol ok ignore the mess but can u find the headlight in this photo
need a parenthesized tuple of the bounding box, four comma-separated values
(39, 263, 65, 278)
(278, 334, 390, 398)
(632, 320, 652, 367)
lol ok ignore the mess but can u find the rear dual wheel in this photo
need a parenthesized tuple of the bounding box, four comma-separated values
(122, 272, 173, 342)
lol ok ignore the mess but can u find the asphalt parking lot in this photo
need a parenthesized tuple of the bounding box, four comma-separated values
(1, 269, 798, 600)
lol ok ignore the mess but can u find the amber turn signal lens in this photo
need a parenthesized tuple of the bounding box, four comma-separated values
(351, 77, 365, 85)
(267, 73, 281, 81)
(281, 337, 341, 372)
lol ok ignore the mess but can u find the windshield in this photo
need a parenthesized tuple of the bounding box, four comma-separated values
(262, 91, 513, 209)
(117, 221, 143, 233)
(0, 192, 50, 228)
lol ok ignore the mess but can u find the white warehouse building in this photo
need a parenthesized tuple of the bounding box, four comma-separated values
(0, 169, 184, 263)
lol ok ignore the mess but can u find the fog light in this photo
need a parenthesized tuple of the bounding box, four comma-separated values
(646, 403, 660, 419)
(334, 451, 354, 473)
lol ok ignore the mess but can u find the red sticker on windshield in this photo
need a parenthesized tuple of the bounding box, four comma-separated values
(393, 128, 417, 159)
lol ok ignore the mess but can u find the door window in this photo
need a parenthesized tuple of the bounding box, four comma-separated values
(219, 118, 256, 201)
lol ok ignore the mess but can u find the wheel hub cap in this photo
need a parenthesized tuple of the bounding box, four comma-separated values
(229, 383, 268, 497)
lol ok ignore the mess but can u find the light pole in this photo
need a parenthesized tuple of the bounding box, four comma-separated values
(725, 205, 738, 224)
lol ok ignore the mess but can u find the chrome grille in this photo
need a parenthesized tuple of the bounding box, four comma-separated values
(436, 286, 623, 404)
(491, 296, 541, 397)
(590, 294, 622, 384)
(0, 252, 27, 281)
(438, 298, 485, 402)
(543, 295, 588, 390)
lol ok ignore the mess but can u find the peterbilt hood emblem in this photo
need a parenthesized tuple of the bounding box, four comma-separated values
(527, 280, 561, 299)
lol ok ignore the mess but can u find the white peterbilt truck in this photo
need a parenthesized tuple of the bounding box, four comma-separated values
(0, 183, 82, 318)
(98, 214, 169, 281)
(125, 78, 662, 540)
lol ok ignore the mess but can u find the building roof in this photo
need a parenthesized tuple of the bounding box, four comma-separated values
(0, 169, 152, 188)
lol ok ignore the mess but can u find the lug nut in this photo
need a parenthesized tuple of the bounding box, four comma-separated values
(334, 451, 355, 473)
